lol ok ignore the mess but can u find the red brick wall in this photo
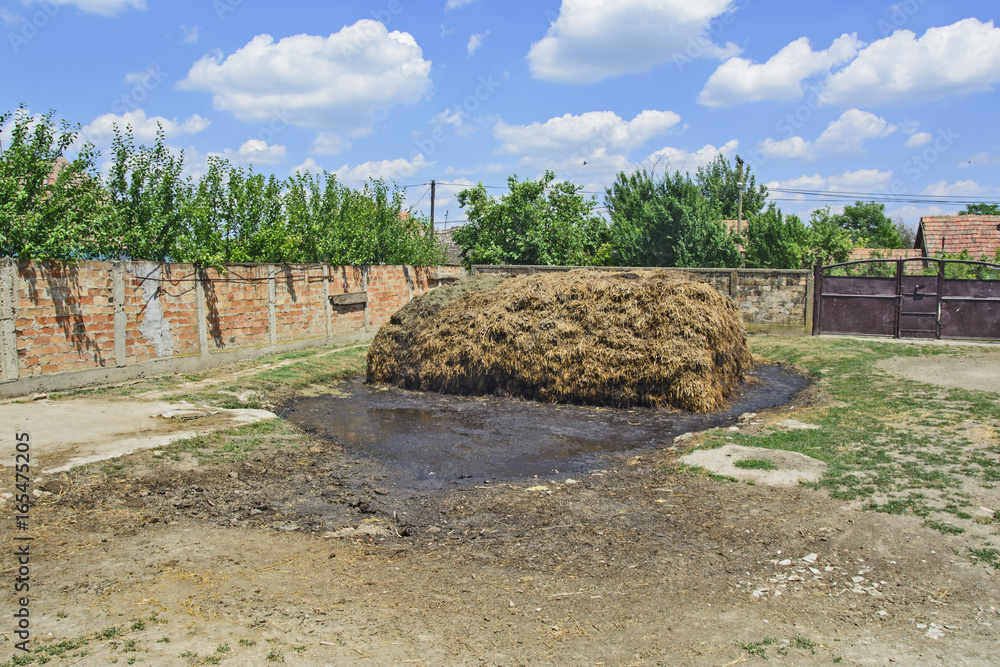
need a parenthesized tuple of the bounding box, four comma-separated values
(16, 261, 116, 376)
(4, 260, 463, 381)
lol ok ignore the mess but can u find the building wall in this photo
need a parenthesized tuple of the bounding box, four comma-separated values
(0, 258, 465, 397)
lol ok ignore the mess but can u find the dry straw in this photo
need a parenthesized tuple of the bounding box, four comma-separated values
(367, 269, 752, 412)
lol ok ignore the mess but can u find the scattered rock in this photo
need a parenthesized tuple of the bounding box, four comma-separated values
(974, 507, 995, 520)
(673, 433, 695, 445)
(776, 419, 821, 430)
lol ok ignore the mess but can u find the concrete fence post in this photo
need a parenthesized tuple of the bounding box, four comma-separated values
(195, 267, 209, 357)
(323, 264, 332, 340)
(804, 270, 815, 334)
(362, 266, 370, 333)
(267, 265, 278, 349)
(729, 270, 739, 299)
(1, 258, 18, 382)
(113, 261, 126, 366)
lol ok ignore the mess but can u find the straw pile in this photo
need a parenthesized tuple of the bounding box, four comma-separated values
(366, 269, 752, 412)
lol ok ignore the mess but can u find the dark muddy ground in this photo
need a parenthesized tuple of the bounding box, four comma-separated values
(281, 365, 809, 484)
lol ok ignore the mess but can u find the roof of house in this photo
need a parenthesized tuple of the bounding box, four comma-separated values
(916, 215, 1000, 260)
(849, 248, 924, 262)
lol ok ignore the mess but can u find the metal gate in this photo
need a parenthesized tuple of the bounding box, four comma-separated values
(813, 258, 1000, 341)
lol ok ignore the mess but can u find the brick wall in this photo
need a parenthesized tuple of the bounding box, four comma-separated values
(472, 265, 813, 334)
(0, 258, 466, 391)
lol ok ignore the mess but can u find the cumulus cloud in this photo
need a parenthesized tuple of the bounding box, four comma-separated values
(213, 139, 288, 166)
(699, 34, 862, 107)
(646, 140, 739, 173)
(921, 180, 995, 198)
(178, 21, 432, 135)
(290, 157, 324, 176)
(905, 132, 933, 148)
(78, 109, 210, 146)
(180, 25, 200, 45)
(527, 0, 740, 83)
(467, 31, 489, 57)
(813, 109, 895, 154)
(767, 169, 894, 202)
(332, 154, 433, 186)
(27, 0, 145, 15)
(494, 110, 681, 158)
(310, 132, 351, 156)
(756, 136, 814, 160)
(822, 18, 1000, 105)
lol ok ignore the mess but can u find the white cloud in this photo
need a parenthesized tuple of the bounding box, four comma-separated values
(291, 157, 323, 176)
(822, 18, 1000, 105)
(445, 0, 477, 9)
(905, 131, 933, 148)
(756, 136, 814, 160)
(699, 34, 862, 107)
(494, 110, 681, 157)
(27, 0, 146, 16)
(767, 168, 894, 202)
(646, 140, 739, 173)
(467, 31, 489, 57)
(333, 154, 433, 186)
(79, 109, 210, 146)
(178, 21, 432, 135)
(310, 132, 351, 155)
(0, 8, 24, 27)
(813, 109, 895, 154)
(527, 0, 739, 83)
(181, 25, 200, 45)
(921, 180, 995, 198)
(431, 108, 473, 137)
(213, 139, 288, 166)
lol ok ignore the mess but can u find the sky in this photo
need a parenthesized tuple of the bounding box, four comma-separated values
(2, 0, 1000, 232)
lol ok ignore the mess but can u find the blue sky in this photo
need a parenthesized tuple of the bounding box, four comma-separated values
(2, 0, 999, 232)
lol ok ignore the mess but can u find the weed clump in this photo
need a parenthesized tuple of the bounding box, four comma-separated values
(367, 269, 752, 412)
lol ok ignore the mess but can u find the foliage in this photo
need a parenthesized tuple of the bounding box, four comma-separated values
(835, 200, 902, 248)
(604, 166, 740, 268)
(695, 153, 768, 221)
(744, 205, 811, 269)
(0, 107, 115, 259)
(452, 171, 608, 267)
(0, 107, 442, 267)
(959, 202, 1000, 216)
(805, 207, 854, 266)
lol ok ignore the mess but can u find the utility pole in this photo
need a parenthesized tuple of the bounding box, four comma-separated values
(736, 157, 745, 267)
(430, 180, 436, 228)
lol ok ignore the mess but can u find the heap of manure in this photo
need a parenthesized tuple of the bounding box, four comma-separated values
(366, 269, 752, 412)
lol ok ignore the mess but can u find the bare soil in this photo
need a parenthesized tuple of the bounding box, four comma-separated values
(2, 352, 999, 666)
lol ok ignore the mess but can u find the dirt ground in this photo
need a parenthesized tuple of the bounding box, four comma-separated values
(2, 346, 999, 666)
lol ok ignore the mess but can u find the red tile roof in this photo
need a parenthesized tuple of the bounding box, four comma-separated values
(849, 248, 923, 261)
(916, 215, 1000, 260)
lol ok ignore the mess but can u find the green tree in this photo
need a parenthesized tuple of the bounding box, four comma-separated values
(453, 171, 607, 267)
(0, 107, 114, 259)
(959, 202, 1000, 216)
(744, 205, 810, 269)
(805, 206, 854, 266)
(106, 124, 190, 261)
(604, 167, 740, 268)
(836, 200, 902, 248)
(695, 153, 768, 221)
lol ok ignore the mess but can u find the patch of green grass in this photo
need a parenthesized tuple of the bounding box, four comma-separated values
(967, 547, 1000, 568)
(253, 346, 369, 387)
(734, 458, 778, 471)
(266, 649, 284, 663)
(791, 635, 817, 654)
(238, 639, 256, 647)
(923, 520, 966, 535)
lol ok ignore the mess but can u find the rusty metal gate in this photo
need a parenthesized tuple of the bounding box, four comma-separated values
(813, 258, 1000, 341)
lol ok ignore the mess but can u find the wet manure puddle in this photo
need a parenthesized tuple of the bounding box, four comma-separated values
(281, 365, 809, 487)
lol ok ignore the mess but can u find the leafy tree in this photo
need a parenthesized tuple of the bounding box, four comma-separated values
(959, 202, 1000, 216)
(695, 153, 768, 221)
(805, 207, 854, 266)
(604, 167, 740, 268)
(744, 205, 810, 269)
(106, 124, 190, 261)
(0, 108, 114, 259)
(836, 200, 902, 248)
(453, 171, 608, 267)
(893, 217, 916, 249)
